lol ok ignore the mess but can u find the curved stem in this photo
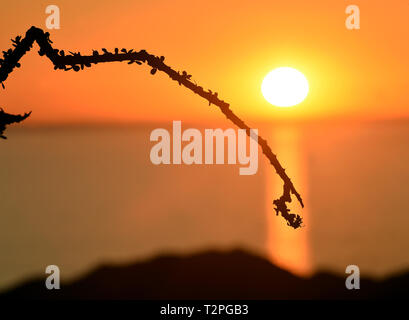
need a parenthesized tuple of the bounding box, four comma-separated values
(0, 26, 304, 228)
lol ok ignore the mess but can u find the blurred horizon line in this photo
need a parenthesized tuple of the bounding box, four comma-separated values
(8, 114, 409, 131)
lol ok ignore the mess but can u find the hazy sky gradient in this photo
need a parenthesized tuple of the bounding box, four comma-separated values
(0, 0, 408, 123)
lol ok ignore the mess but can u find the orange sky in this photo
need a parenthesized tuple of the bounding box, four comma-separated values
(0, 0, 408, 124)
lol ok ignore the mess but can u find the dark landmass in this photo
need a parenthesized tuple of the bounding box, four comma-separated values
(1, 249, 408, 299)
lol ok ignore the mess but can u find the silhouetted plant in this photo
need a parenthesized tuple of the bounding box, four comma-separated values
(0, 26, 304, 228)
(0, 108, 31, 139)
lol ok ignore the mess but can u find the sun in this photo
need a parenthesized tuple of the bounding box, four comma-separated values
(261, 67, 309, 107)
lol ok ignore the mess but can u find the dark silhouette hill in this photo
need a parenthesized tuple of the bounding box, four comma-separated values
(1, 249, 408, 299)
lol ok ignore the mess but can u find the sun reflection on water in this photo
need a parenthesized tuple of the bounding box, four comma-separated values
(265, 125, 312, 276)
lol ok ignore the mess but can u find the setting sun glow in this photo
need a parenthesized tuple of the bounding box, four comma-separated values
(261, 67, 309, 107)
